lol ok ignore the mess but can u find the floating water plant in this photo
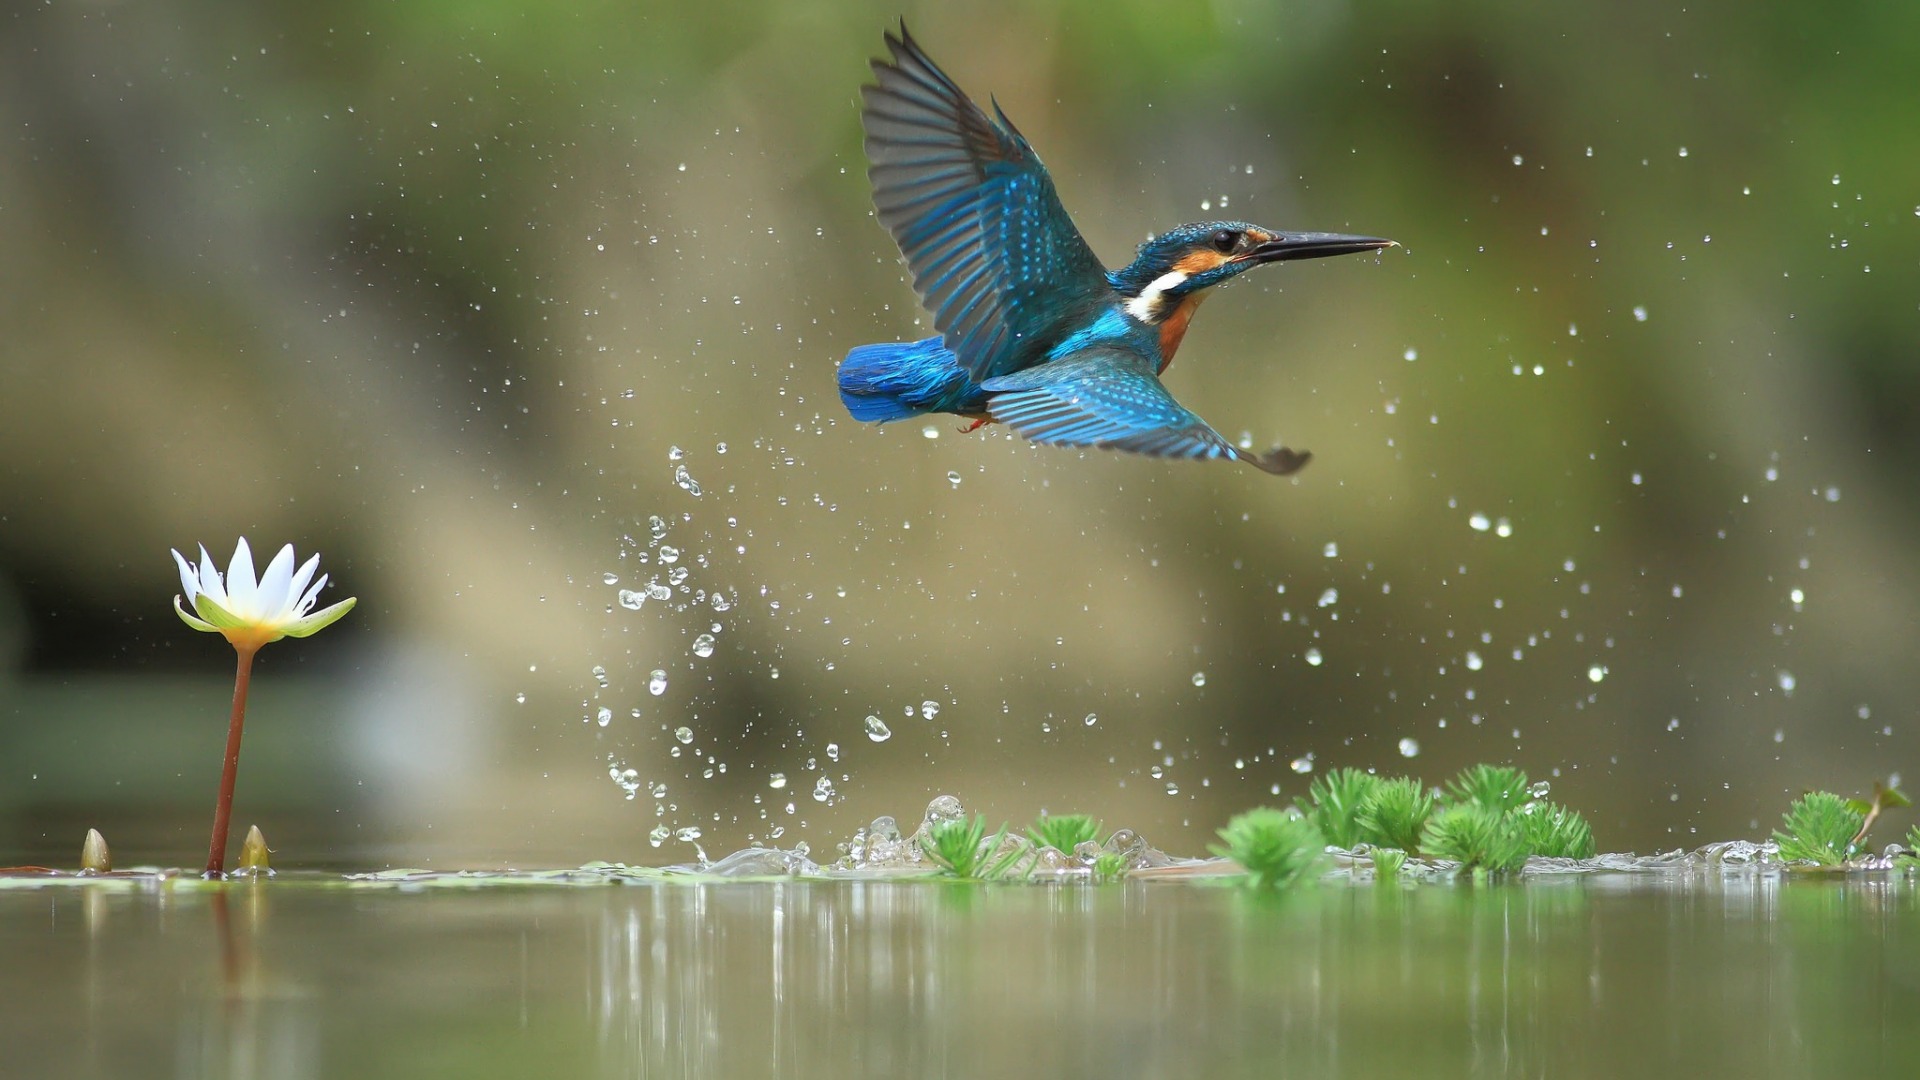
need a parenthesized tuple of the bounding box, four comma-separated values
(1091, 850, 1128, 884)
(919, 815, 1032, 880)
(1302, 768, 1384, 849)
(1445, 764, 1532, 814)
(1421, 804, 1530, 874)
(1028, 813, 1101, 854)
(1900, 827, 1920, 872)
(1517, 800, 1597, 860)
(1354, 776, 1435, 853)
(173, 539, 355, 877)
(1370, 847, 1408, 880)
(1772, 792, 1865, 865)
(1211, 807, 1326, 890)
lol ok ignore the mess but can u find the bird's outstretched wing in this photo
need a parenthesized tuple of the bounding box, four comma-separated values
(980, 349, 1311, 475)
(863, 25, 1111, 384)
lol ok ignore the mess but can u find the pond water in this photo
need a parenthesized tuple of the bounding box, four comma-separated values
(6, 868, 1914, 1079)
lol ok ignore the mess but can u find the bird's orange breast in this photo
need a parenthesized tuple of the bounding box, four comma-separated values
(1156, 291, 1209, 373)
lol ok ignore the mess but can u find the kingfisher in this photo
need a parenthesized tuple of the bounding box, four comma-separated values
(837, 25, 1395, 475)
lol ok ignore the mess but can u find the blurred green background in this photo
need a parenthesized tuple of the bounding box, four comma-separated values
(2, 0, 1916, 867)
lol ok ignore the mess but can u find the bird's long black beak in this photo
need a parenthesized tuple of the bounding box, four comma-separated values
(1242, 232, 1397, 264)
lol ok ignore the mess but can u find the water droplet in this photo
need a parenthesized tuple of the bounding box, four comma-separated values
(674, 465, 702, 496)
(946, 471, 962, 488)
(1322, 542, 1339, 558)
(1528, 781, 1552, 800)
(920, 700, 940, 720)
(1403, 347, 1418, 362)
(1398, 737, 1420, 757)
(1290, 755, 1315, 774)
(514, 692, 526, 704)
(1317, 588, 1338, 608)
(1776, 671, 1796, 695)
(595, 707, 612, 728)
(691, 633, 716, 658)
(648, 515, 669, 540)
(648, 670, 669, 696)
(674, 726, 693, 745)
(1083, 713, 1098, 727)
(865, 715, 892, 742)
(658, 546, 680, 565)
(710, 593, 733, 612)
(601, 572, 620, 586)
(1304, 647, 1324, 667)
(768, 772, 788, 789)
(618, 589, 644, 610)
(812, 777, 835, 803)
(648, 825, 671, 847)
(590, 665, 609, 687)
(647, 582, 671, 601)
(1469, 512, 1491, 532)
(1587, 664, 1606, 683)
(1465, 651, 1484, 671)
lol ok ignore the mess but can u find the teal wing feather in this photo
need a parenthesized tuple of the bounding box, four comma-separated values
(863, 26, 1111, 384)
(981, 349, 1311, 475)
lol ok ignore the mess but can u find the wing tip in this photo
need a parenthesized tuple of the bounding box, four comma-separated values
(1242, 446, 1313, 476)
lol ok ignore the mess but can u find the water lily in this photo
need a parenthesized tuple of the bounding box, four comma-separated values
(173, 538, 355, 651)
(172, 539, 355, 876)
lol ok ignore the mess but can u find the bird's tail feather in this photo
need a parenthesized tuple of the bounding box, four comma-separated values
(837, 338, 972, 422)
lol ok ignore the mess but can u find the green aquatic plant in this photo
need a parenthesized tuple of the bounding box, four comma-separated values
(1421, 804, 1530, 874)
(1772, 792, 1865, 865)
(1518, 801, 1597, 860)
(1355, 777, 1435, 853)
(1842, 781, 1910, 850)
(1899, 826, 1920, 873)
(1370, 847, 1408, 880)
(1091, 850, 1128, 884)
(919, 815, 1032, 880)
(1211, 807, 1327, 890)
(1028, 813, 1102, 854)
(1446, 764, 1531, 814)
(1303, 768, 1384, 849)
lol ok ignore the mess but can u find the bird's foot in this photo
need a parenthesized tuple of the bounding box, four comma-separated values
(957, 417, 992, 434)
(1243, 446, 1312, 476)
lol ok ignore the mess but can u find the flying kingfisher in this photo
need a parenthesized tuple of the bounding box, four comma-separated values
(837, 26, 1395, 474)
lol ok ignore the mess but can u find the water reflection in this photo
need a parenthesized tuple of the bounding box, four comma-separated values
(2, 875, 1914, 1079)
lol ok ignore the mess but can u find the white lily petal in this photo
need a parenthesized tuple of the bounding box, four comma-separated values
(173, 549, 201, 602)
(227, 537, 258, 616)
(281, 596, 356, 638)
(256, 544, 298, 618)
(286, 553, 322, 616)
(297, 572, 331, 615)
(197, 544, 225, 602)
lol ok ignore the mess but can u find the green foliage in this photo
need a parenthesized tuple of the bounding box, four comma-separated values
(1446, 765, 1532, 814)
(919, 815, 1033, 880)
(1772, 792, 1866, 866)
(1211, 807, 1328, 890)
(1355, 777, 1436, 852)
(1028, 813, 1102, 854)
(1092, 850, 1128, 884)
(1303, 768, 1385, 849)
(1421, 804, 1531, 874)
(1371, 847, 1408, 880)
(1517, 801, 1597, 860)
(1899, 826, 1920, 873)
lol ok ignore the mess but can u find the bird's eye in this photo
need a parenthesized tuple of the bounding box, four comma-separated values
(1210, 229, 1240, 253)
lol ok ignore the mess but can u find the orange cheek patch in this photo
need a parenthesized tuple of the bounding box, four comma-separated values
(1173, 249, 1230, 276)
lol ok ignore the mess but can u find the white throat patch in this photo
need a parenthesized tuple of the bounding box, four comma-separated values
(1124, 269, 1189, 324)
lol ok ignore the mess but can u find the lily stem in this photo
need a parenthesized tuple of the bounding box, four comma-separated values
(204, 645, 258, 877)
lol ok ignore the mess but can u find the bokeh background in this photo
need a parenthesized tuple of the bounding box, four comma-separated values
(2, 0, 1916, 868)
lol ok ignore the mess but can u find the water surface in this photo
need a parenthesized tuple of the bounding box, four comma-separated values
(4, 870, 1915, 1079)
